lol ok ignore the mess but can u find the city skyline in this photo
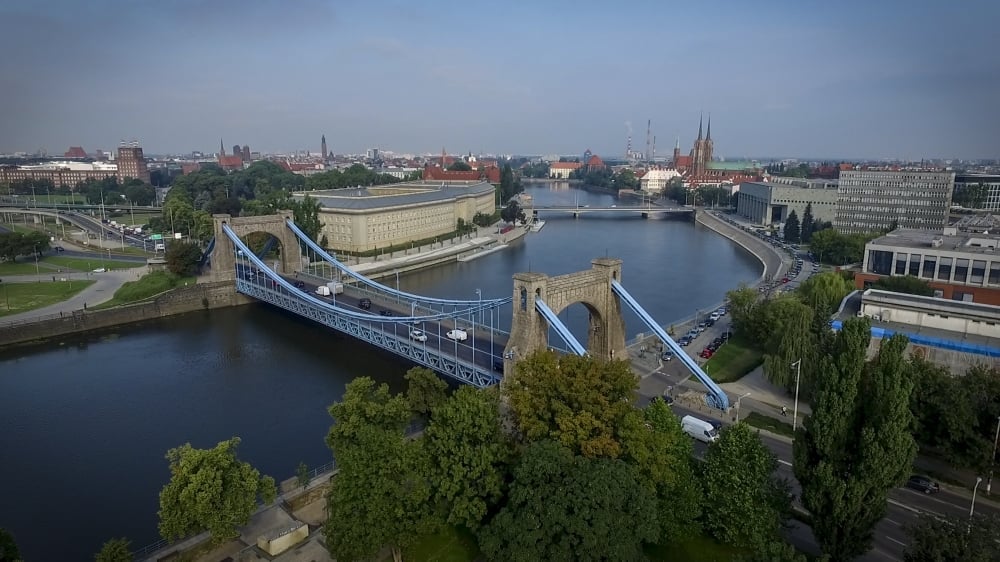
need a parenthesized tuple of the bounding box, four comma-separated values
(1, 0, 997, 160)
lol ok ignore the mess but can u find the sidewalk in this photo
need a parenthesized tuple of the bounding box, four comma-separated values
(0, 267, 146, 326)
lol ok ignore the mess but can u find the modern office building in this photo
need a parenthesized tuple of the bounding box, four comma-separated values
(297, 180, 496, 253)
(835, 170, 954, 234)
(953, 173, 1000, 211)
(857, 227, 1000, 305)
(735, 180, 839, 226)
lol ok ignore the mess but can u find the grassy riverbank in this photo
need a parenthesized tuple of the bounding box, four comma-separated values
(0, 280, 95, 317)
(93, 271, 195, 309)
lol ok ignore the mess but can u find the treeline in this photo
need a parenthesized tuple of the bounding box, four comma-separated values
(0, 231, 51, 262)
(664, 181, 733, 207)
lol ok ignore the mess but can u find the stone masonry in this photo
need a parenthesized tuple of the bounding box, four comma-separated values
(505, 258, 627, 374)
(211, 211, 301, 282)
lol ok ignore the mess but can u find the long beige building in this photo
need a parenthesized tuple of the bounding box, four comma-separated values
(735, 180, 839, 226)
(297, 180, 496, 252)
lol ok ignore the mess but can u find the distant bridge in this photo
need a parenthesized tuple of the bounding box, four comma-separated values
(530, 204, 695, 218)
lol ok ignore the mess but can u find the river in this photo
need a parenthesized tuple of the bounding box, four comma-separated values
(0, 184, 760, 560)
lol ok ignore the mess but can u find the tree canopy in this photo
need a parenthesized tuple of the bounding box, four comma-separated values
(904, 512, 1000, 562)
(94, 537, 132, 562)
(0, 231, 50, 262)
(477, 440, 658, 561)
(783, 210, 801, 243)
(505, 351, 639, 458)
(794, 318, 917, 560)
(871, 275, 935, 297)
(157, 437, 277, 543)
(404, 367, 449, 418)
(800, 203, 815, 243)
(0, 527, 20, 562)
(165, 240, 203, 276)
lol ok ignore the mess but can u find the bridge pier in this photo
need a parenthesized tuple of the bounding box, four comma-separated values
(505, 257, 627, 372)
(211, 211, 301, 282)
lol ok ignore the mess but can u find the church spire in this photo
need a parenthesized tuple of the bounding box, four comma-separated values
(697, 113, 703, 141)
(706, 114, 712, 141)
(220, 138, 225, 157)
(674, 136, 680, 150)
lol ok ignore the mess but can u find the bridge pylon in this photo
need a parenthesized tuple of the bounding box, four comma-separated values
(211, 211, 301, 282)
(504, 258, 627, 374)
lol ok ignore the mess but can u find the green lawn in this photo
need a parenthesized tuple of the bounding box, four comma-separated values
(0, 280, 94, 316)
(43, 255, 146, 271)
(0, 260, 51, 275)
(744, 412, 796, 438)
(400, 526, 480, 562)
(92, 271, 194, 309)
(702, 334, 764, 383)
(646, 535, 747, 561)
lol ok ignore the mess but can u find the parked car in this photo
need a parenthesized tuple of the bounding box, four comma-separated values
(661, 351, 674, 361)
(446, 329, 468, 341)
(409, 329, 427, 342)
(53, 246, 65, 252)
(379, 309, 394, 317)
(905, 475, 940, 494)
(293, 280, 306, 289)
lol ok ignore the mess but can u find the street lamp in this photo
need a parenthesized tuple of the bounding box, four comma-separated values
(735, 392, 751, 422)
(34, 245, 39, 276)
(988, 415, 1000, 495)
(791, 359, 803, 432)
(970, 476, 983, 519)
(475, 288, 482, 325)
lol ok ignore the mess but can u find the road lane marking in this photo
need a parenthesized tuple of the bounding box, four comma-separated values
(873, 546, 903, 562)
(888, 498, 944, 519)
(887, 537, 908, 547)
(778, 459, 792, 467)
(885, 518, 901, 525)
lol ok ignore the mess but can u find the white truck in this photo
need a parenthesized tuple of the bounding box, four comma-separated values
(315, 286, 331, 296)
(681, 415, 719, 444)
(326, 281, 344, 295)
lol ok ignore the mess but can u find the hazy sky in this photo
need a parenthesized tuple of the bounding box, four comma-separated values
(2, 0, 997, 159)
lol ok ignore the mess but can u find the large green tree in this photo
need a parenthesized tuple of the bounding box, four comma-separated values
(477, 440, 658, 561)
(157, 437, 277, 543)
(725, 284, 762, 339)
(94, 537, 132, 562)
(904, 512, 1000, 562)
(871, 275, 935, 296)
(797, 272, 854, 318)
(762, 299, 815, 391)
(425, 386, 511, 529)
(324, 377, 437, 562)
(702, 423, 792, 550)
(0, 527, 20, 562)
(800, 203, 815, 243)
(505, 350, 638, 458)
(404, 367, 449, 418)
(794, 319, 917, 560)
(625, 397, 703, 543)
(448, 161, 472, 172)
(165, 240, 204, 276)
(783, 210, 801, 243)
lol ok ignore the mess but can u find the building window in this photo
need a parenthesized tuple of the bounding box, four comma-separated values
(909, 254, 921, 277)
(989, 262, 1000, 285)
(921, 256, 937, 279)
(970, 260, 986, 284)
(868, 250, 893, 275)
(954, 259, 969, 283)
(937, 257, 952, 280)
(895, 253, 907, 275)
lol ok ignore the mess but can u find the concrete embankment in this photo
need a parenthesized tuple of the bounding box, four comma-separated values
(695, 211, 785, 285)
(0, 282, 254, 347)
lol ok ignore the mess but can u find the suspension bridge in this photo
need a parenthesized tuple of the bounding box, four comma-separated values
(211, 212, 729, 409)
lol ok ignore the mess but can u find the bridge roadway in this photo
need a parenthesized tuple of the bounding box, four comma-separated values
(531, 204, 694, 216)
(241, 266, 509, 378)
(0, 207, 148, 250)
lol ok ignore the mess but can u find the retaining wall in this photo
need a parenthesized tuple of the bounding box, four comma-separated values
(0, 282, 253, 347)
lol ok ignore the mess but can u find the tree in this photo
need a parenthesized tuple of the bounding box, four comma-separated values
(425, 386, 511, 529)
(158, 437, 277, 543)
(478, 440, 658, 561)
(499, 163, 516, 202)
(702, 423, 791, 550)
(797, 272, 854, 318)
(124, 183, 155, 206)
(0, 528, 20, 562)
(448, 161, 472, 172)
(164, 240, 203, 276)
(404, 367, 448, 417)
(324, 377, 438, 562)
(871, 275, 935, 296)
(505, 351, 638, 458)
(500, 200, 522, 224)
(783, 210, 801, 243)
(794, 319, 917, 560)
(94, 537, 132, 562)
(762, 300, 815, 391)
(800, 203, 815, 243)
(737, 539, 809, 562)
(726, 284, 763, 339)
(625, 397, 703, 543)
(296, 461, 310, 489)
(290, 194, 323, 242)
(904, 512, 1000, 562)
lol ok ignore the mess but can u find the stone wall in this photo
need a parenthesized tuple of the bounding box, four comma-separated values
(0, 282, 253, 347)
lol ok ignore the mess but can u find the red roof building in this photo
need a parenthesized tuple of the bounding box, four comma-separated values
(549, 161, 583, 178)
(64, 146, 87, 158)
(586, 155, 606, 171)
(423, 165, 501, 183)
(218, 155, 245, 171)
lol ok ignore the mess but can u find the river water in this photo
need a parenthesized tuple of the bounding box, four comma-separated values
(0, 184, 760, 560)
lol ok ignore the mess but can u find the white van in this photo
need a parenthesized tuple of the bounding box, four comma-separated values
(682, 415, 719, 443)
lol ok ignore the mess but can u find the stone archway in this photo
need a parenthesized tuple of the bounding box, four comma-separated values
(505, 257, 627, 371)
(211, 211, 302, 282)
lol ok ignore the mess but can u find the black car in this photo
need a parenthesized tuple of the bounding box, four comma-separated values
(379, 309, 393, 317)
(293, 280, 306, 289)
(905, 475, 940, 494)
(359, 298, 372, 310)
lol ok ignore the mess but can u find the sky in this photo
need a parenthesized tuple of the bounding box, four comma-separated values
(1, 0, 998, 160)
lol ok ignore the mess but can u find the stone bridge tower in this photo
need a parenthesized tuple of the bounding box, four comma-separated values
(210, 211, 302, 282)
(504, 258, 627, 374)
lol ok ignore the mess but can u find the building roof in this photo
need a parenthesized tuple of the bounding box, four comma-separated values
(549, 162, 583, 170)
(869, 228, 1000, 257)
(744, 180, 839, 191)
(294, 180, 495, 212)
(423, 165, 500, 183)
(706, 161, 758, 171)
(862, 289, 1000, 322)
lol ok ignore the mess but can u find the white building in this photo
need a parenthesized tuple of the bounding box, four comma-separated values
(639, 168, 681, 194)
(860, 289, 1000, 340)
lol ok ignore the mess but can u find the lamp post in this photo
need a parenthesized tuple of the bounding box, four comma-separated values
(34, 245, 40, 276)
(791, 359, 802, 432)
(970, 476, 983, 519)
(988, 415, 1000, 495)
(735, 392, 751, 423)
